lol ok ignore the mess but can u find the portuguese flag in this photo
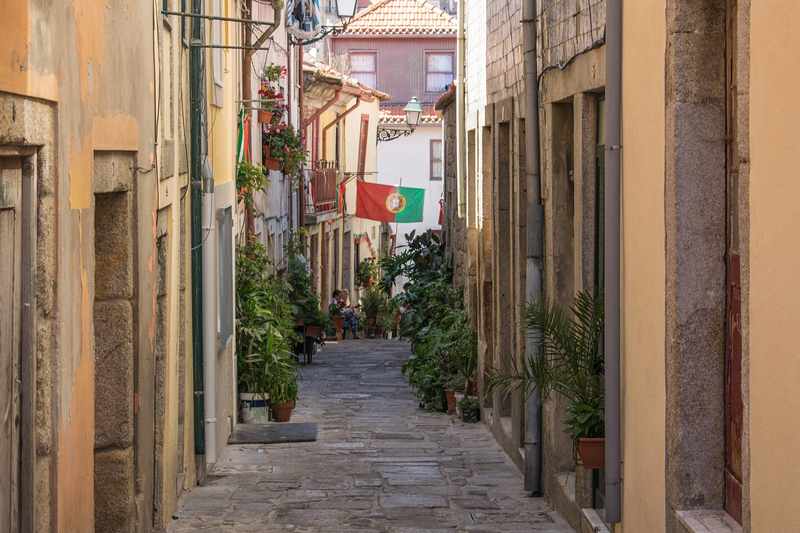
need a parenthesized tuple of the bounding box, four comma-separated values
(354, 181, 425, 223)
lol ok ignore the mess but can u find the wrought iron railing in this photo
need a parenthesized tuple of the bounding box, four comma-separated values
(305, 160, 338, 216)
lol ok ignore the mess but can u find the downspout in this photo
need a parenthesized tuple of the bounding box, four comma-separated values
(456, 0, 466, 215)
(190, 0, 206, 458)
(522, 0, 544, 496)
(298, 44, 305, 228)
(604, 0, 622, 524)
(201, 162, 218, 467)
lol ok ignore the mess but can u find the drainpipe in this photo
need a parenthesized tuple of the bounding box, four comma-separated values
(522, 0, 544, 496)
(604, 0, 622, 524)
(201, 159, 218, 467)
(189, 0, 206, 458)
(456, 0, 466, 214)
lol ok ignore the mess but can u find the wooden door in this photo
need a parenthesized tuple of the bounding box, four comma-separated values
(724, 0, 743, 522)
(0, 157, 22, 533)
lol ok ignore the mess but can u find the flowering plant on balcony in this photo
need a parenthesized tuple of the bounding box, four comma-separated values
(258, 83, 284, 123)
(264, 125, 306, 175)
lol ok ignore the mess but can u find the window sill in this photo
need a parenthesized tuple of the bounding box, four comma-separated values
(675, 510, 742, 533)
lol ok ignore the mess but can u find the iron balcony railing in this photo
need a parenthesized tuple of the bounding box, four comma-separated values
(305, 160, 338, 216)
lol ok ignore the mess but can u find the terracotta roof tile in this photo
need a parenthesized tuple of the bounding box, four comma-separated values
(339, 0, 457, 37)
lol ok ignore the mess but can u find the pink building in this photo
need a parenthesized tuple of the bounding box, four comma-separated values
(330, 0, 457, 254)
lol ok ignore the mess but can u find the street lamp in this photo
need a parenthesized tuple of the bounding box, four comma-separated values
(378, 97, 424, 142)
(403, 97, 423, 128)
(337, 0, 358, 20)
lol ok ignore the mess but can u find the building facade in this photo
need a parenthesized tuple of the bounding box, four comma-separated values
(0, 0, 283, 530)
(330, 0, 457, 257)
(302, 61, 389, 305)
(442, 1, 800, 532)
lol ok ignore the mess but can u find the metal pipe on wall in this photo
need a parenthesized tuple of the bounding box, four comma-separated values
(201, 161, 218, 467)
(456, 0, 466, 214)
(190, 0, 206, 458)
(604, 0, 622, 524)
(522, 0, 544, 496)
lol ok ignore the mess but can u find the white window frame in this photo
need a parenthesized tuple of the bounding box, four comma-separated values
(348, 51, 378, 89)
(424, 51, 454, 93)
(212, 0, 223, 88)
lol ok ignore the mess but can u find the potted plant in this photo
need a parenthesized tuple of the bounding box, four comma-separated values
(266, 355, 298, 422)
(489, 291, 605, 469)
(236, 160, 268, 207)
(236, 241, 298, 424)
(356, 257, 379, 288)
(265, 126, 306, 175)
(444, 373, 465, 415)
(458, 396, 480, 423)
(360, 286, 387, 334)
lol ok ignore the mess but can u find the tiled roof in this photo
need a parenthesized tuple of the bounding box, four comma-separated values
(379, 111, 440, 125)
(303, 60, 391, 101)
(338, 0, 457, 37)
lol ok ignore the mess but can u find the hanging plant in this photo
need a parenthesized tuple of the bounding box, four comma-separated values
(265, 125, 307, 176)
(236, 160, 269, 206)
(262, 63, 286, 83)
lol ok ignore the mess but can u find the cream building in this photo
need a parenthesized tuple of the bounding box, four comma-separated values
(302, 61, 389, 304)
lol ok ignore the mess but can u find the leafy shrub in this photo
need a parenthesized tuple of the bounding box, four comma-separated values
(381, 230, 478, 410)
(236, 241, 298, 400)
(459, 396, 480, 423)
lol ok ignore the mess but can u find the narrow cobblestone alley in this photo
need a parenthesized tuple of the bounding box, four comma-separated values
(168, 340, 573, 532)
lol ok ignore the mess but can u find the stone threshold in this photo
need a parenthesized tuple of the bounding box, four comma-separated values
(581, 508, 611, 533)
(676, 510, 743, 533)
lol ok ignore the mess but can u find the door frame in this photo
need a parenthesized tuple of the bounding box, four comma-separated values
(0, 146, 38, 533)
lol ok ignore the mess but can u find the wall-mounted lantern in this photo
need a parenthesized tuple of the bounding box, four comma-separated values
(378, 97, 424, 143)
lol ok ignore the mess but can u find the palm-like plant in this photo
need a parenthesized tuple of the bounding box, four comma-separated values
(488, 290, 604, 440)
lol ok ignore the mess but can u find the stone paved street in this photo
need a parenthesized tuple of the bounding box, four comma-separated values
(168, 340, 574, 532)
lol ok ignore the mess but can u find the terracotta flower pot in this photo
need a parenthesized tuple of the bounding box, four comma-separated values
(577, 437, 605, 469)
(445, 389, 457, 415)
(258, 110, 273, 123)
(265, 158, 281, 171)
(271, 401, 293, 422)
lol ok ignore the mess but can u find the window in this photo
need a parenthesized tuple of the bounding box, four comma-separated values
(425, 52, 454, 93)
(217, 207, 233, 346)
(349, 52, 377, 88)
(212, 0, 223, 87)
(430, 139, 443, 180)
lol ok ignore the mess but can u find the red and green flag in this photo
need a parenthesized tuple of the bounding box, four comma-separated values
(353, 181, 425, 223)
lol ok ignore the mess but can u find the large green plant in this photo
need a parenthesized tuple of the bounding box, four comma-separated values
(381, 230, 477, 409)
(360, 285, 387, 320)
(356, 257, 379, 288)
(236, 241, 298, 400)
(285, 231, 328, 329)
(488, 291, 604, 440)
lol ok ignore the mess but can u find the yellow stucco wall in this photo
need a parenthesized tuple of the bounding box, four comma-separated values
(749, 3, 800, 531)
(620, 0, 666, 531)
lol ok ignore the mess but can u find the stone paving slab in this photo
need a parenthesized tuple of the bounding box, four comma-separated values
(168, 340, 574, 533)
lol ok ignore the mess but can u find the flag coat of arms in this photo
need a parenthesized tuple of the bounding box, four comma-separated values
(352, 181, 425, 223)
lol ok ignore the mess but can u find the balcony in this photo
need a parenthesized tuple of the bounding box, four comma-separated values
(304, 160, 339, 224)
